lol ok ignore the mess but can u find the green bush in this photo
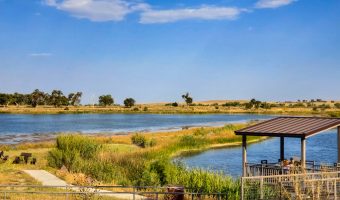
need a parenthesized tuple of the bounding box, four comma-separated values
(48, 134, 101, 172)
(56, 134, 102, 159)
(131, 133, 147, 148)
(47, 149, 63, 168)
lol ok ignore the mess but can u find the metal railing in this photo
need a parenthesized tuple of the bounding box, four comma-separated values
(246, 161, 340, 177)
(241, 171, 340, 200)
(0, 185, 231, 200)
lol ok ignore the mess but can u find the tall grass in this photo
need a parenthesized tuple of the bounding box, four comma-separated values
(47, 125, 255, 197)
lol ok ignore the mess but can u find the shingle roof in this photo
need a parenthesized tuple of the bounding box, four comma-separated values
(235, 117, 340, 138)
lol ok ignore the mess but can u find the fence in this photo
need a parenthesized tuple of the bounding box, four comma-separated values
(0, 185, 232, 200)
(246, 161, 340, 177)
(241, 171, 340, 200)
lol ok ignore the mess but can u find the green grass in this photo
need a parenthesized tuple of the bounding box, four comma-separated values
(44, 124, 262, 199)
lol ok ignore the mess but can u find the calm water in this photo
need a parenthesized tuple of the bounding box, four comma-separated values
(0, 113, 273, 144)
(181, 130, 337, 177)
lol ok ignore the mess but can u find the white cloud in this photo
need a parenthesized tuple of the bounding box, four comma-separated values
(140, 6, 243, 24)
(44, 0, 149, 22)
(255, 0, 296, 9)
(29, 53, 52, 57)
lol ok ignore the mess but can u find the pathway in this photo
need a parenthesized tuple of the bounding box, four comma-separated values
(24, 170, 146, 200)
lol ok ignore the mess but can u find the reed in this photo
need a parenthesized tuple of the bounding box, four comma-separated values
(46, 124, 260, 197)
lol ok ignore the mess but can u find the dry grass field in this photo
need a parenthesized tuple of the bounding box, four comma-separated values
(1, 99, 340, 116)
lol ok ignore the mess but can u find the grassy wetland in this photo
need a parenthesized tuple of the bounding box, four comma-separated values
(0, 123, 266, 199)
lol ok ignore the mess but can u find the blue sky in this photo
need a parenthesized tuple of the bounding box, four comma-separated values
(1, 0, 340, 104)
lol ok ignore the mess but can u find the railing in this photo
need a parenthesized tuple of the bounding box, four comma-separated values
(241, 171, 340, 200)
(0, 185, 231, 200)
(246, 161, 340, 177)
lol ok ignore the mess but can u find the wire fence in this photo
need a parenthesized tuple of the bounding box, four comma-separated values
(0, 185, 232, 200)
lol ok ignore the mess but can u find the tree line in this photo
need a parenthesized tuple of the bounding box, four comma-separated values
(0, 89, 82, 107)
(0, 90, 137, 108)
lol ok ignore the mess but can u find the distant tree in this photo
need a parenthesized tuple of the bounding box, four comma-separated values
(68, 92, 82, 106)
(50, 90, 65, 107)
(0, 94, 8, 106)
(30, 89, 45, 107)
(182, 92, 193, 105)
(124, 98, 135, 107)
(172, 102, 179, 107)
(245, 98, 262, 109)
(99, 95, 114, 106)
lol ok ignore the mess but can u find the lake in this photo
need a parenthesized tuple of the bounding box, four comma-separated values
(0, 113, 273, 144)
(181, 129, 337, 177)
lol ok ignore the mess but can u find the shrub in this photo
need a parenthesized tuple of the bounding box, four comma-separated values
(143, 107, 148, 111)
(335, 103, 340, 109)
(131, 133, 147, 148)
(47, 149, 63, 168)
(56, 134, 101, 159)
(48, 135, 102, 172)
(172, 102, 178, 107)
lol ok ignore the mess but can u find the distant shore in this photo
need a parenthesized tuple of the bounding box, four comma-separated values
(1, 104, 340, 117)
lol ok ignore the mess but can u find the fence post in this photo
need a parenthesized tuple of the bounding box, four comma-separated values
(334, 180, 337, 199)
(241, 177, 244, 200)
(156, 192, 158, 200)
(260, 176, 264, 200)
(65, 185, 68, 200)
(133, 187, 136, 200)
(4, 192, 6, 200)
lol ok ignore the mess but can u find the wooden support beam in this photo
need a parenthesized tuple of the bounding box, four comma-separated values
(301, 137, 306, 168)
(338, 126, 340, 163)
(242, 135, 247, 177)
(280, 137, 285, 161)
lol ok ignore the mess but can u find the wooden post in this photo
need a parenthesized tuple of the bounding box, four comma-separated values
(242, 135, 247, 177)
(301, 137, 306, 169)
(280, 137, 285, 161)
(338, 126, 340, 163)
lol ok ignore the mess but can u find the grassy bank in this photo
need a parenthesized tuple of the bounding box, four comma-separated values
(0, 123, 264, 199)
(45, 124, 263, 199)
(1, 102, 340, 117)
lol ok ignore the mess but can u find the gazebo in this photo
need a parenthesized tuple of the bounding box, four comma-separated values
(235, 116, 340, 177)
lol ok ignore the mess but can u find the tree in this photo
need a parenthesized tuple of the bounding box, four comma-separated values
(50, 90, 65, 107)
(68, 92, 82, 106)
(30, 89, 45, 107)
(124, 98, 135, 107)
(99, 95, 114, 106)
(245, 98, 262, 109)
(0, 94, 8, 106)
(182, 92, 193, 105)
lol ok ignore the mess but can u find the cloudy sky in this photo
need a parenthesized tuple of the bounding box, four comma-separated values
(1, 0, 340, 104)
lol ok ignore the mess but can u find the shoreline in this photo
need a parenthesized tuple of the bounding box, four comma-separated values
(1, 105, 339, 117)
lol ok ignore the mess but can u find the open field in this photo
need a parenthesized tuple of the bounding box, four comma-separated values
(1, 100, 340, 117)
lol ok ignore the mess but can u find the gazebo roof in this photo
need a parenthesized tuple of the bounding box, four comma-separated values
(235, 116, 340, 138)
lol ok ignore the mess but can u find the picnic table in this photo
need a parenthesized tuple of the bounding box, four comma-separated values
(20, 153, 32, 164)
